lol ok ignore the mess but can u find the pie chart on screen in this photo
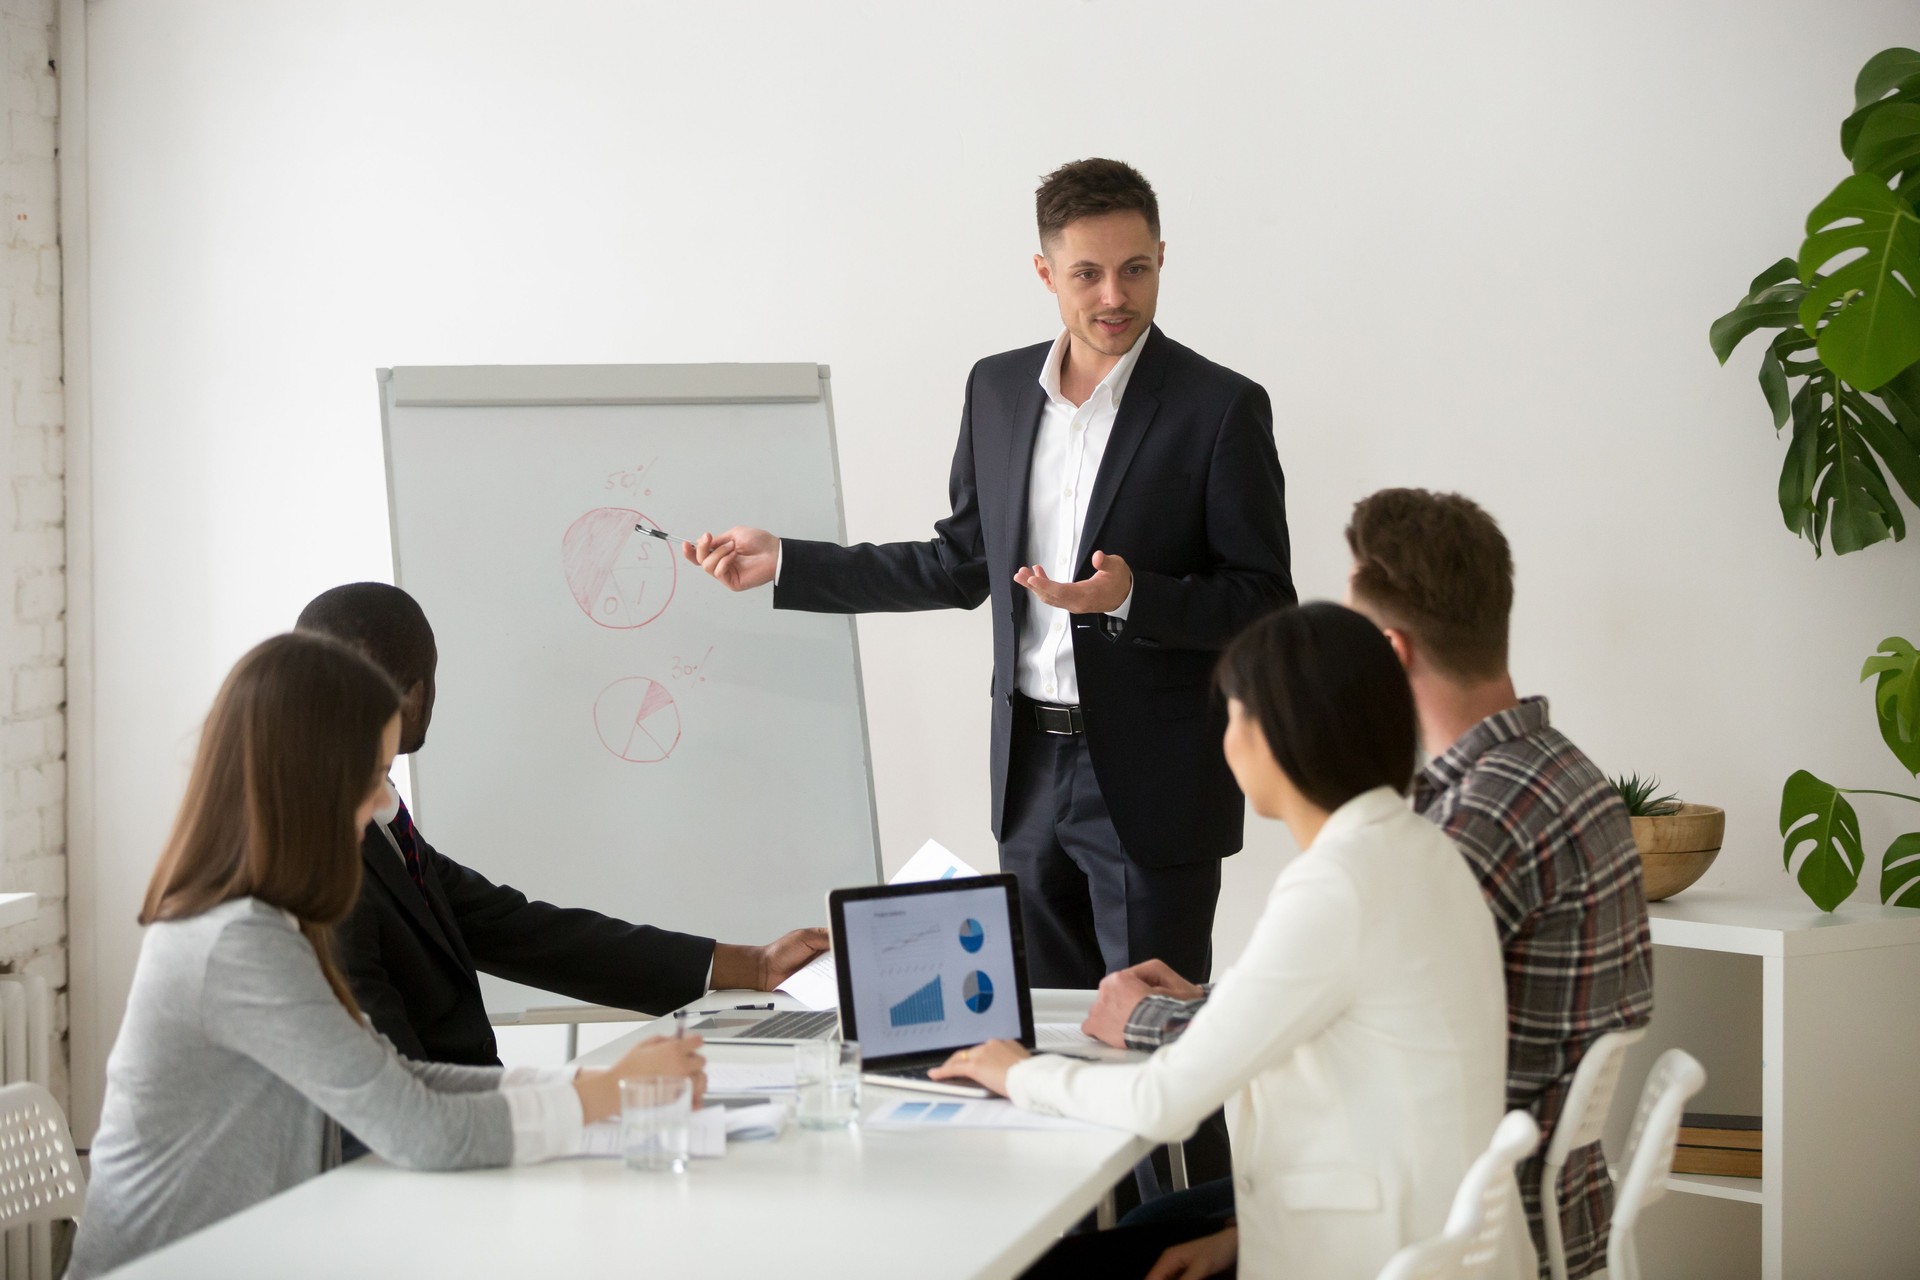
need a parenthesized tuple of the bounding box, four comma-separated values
(963, 971, 994, 1014)
(958, 918, 985, 953)
(593, 677, 682, 763)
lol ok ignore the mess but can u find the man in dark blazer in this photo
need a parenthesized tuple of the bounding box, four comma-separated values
(686, 159, 1294, 991)
(298, 582, 828, 1066)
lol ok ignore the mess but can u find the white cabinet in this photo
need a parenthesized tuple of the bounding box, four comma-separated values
(1602, 891, 1920, 1280)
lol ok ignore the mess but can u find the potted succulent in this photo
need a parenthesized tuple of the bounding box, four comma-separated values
(1613, 774, 1725, 901)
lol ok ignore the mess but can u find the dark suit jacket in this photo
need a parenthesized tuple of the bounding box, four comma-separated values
(777, 328, 1294, 868)
(336, 822, 717, 1066)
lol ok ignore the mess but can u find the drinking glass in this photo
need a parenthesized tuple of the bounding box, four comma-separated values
(621, 1076, 693, 1172)
(793, 1039, 862, 1130)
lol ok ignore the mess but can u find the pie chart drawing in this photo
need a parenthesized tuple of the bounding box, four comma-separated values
(963, 971, 994, 1014)
(562, 507, 677, 630)
(593, 677, 682, 763)
(957, 919, 985, 953)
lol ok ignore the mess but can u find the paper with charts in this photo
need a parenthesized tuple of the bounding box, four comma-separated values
(863, 1098, 1107, 1132)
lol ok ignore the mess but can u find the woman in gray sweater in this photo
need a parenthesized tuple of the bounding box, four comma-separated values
(67, 633, 707, 1278)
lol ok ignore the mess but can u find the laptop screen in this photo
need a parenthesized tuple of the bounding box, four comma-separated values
(830, 876, 1032, 1062)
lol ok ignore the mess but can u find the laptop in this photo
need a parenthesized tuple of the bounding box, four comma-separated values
(679, 1001, 840, 1046)
(828, 874, 1036, 1099)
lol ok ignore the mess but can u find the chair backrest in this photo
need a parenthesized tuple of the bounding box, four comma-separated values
(1376, 1110, 1539, 1280)
(1608, 1049, 1707, 1280)
(1540, 1026, 1647, 1280)
(0, 1082, 84, 1231)
(1546, 1027, 1646, 1163)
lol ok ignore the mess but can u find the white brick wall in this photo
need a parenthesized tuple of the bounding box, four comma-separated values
(0, 0, 65, 1106)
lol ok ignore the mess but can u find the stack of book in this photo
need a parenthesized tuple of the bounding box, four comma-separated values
(1672, 1112, 1761, 1178)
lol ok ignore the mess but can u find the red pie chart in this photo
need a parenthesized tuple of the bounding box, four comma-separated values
(593, 677, 682, 763)
(562, 507, 677, 630)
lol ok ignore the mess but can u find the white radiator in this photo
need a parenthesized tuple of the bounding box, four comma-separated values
(0, 976, 57, 1280)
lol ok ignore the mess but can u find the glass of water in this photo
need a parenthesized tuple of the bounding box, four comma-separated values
(793, 1039, 862, 1130)
(621, 1076, 693, 1172)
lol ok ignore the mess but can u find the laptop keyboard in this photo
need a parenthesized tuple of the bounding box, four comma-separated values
(865, 1062, 940, 1082)
(733, 1010, 838, 1040)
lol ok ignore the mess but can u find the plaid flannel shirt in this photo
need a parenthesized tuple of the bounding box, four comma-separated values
(1125, 698, 1653, 1280)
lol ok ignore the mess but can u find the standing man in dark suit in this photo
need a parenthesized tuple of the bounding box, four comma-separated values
(298, 582, 828, 1066)
(685, 159, 1293, 991)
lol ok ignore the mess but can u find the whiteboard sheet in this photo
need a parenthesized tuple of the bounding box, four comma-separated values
(382, 365, 881, 1014)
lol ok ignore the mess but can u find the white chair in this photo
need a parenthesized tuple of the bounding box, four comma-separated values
(0, 1081, 85, 1280)
(1541, 1027, 1646, 1280)
(1607, 1049, 1706, 1280)
(1376, 1110, 1539, 1280)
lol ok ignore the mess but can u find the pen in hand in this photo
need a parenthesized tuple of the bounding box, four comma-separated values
(634, 522, 689, 547)
(673, 1009, 690, 1039)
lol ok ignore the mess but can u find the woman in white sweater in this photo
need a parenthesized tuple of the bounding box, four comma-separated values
(932, 603, 1531, 1280)
(68, 633, 706, 1279)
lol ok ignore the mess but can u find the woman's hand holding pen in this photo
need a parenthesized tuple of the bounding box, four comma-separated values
(571, 1033, 706, 1125)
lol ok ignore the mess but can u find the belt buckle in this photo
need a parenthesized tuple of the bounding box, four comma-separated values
(1038, 704, 1080, 736)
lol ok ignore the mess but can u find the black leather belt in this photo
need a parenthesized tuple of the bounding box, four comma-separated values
(1026, 698, 1085, 735)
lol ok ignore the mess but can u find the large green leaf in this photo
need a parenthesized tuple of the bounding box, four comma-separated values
(1882, 832, 1920, 906)
(1876, 361, 1920, 450)
(1757, 327, 1807, 428)
(1780, 769, 1865, 911)
(1710, 259, 1805, 364)
(1848, 383, 1920, 508)
(1779, 363, 1907, 552)
(1853, 48, 1920, 111)
(1798, 174, 1920, 390)
(1852, 104, 1920, 185)
(1861, 636, 1920, 775)
(1843, 84, 1920, 157)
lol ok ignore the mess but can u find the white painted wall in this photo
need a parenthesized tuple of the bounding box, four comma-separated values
(69, 0, 1920, 1135)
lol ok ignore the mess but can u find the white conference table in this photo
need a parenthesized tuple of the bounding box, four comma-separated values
(107, 989, 1151, 1280)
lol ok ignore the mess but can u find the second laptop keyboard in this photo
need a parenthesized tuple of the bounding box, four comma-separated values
(735, 1009, 839, 1040)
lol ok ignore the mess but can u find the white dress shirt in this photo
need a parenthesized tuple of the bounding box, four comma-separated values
(1005, 788, 1532, 1280)
(1014, 326, 1146, 704)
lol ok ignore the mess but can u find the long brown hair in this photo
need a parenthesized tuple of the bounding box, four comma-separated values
(141, 632, 400, 1018)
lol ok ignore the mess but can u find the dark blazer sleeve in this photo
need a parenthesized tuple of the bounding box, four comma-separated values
(774, 366, 990, 614)
(1122, 381, 1294, 649)
(334, 891, 432, 1060)
(426, 839, 718, 1016)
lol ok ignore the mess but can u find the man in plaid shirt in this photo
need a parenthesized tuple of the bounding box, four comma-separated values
(1085, 490, 1653, 1280)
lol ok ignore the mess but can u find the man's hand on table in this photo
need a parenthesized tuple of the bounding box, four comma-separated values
(1081, 959, 1204, 1048)
(710, 927, 831, 991)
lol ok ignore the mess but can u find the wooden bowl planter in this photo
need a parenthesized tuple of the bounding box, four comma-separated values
(1629, 803, 1725, 901)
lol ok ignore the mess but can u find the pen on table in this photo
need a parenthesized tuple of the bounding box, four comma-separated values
(697, 1003, 775, 1013)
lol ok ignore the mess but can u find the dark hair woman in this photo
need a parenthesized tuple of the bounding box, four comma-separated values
(69, 633, 706, 1279)
(933, 604, 1532, 1280)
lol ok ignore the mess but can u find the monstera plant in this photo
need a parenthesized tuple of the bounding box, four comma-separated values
(1712, 48, 1920, 909)
(1780, 640, 1920, 910)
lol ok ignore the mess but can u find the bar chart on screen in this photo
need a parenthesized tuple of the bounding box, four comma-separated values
(889, 976, 946, 1027)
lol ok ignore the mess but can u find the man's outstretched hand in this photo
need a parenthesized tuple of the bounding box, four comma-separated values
(1013, 550, 1132, 615)
(710, 928, 831, 991)
(683, 527, 779, 592)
